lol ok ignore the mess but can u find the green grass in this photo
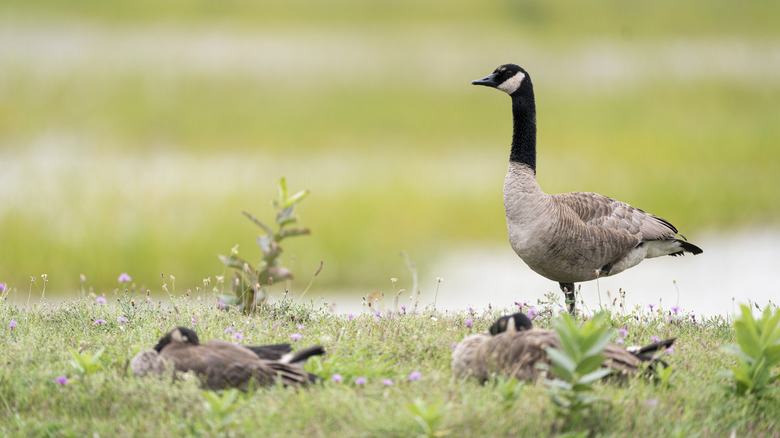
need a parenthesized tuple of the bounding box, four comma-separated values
(1, 291, 778, 437)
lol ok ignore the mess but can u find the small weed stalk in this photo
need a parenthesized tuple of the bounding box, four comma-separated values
(201, 389, 241, 435)
(406, 398, 450, 438)
(721, 303, 780, 398)
(69, 348, 105, 376)
(218, 178, 310, 314)
(543, 312, 614, 430)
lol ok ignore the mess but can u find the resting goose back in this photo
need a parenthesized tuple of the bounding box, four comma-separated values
(472, 64, 702, 312)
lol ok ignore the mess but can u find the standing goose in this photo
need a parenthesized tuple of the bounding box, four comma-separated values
(472, 64, 702, 312)
(131, 327, 324, 390)
(452, 312, 674, 383)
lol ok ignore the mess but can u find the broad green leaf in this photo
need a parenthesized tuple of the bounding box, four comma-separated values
(545, 347, 577, 376)
(574, 354, 607, 376)
(578, 367, 612, 385)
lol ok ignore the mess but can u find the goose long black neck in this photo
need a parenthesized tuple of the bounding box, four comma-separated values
(509, 90, 537, 172)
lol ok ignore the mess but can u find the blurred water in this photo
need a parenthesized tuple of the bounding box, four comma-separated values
(319, 229, 780, 318)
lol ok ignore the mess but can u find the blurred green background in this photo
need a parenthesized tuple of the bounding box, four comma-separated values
(1, 0, 779, 301)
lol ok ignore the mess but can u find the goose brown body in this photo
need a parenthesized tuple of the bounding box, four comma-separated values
(452, 313, 673, 383)
(131, 327, 323, 390)
(473, 64, 702, 311)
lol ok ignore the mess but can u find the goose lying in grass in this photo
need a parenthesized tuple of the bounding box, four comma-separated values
(131, 327, 324, 390)
(471, 63, 702, 313)
(452, 312, 674, 383)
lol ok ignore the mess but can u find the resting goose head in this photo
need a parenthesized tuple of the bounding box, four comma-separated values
(153, 326, 200, 352)
(488, 312, 534, 335)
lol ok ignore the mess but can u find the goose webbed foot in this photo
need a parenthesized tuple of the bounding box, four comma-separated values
(559, 282, 576, 314)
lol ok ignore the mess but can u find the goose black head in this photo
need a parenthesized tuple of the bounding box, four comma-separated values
(472, 64, 531, 96)
(489, 312, 534, 335)
(153, 326, 201, 352)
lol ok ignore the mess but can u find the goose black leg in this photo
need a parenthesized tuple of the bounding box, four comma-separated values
(559, 282, 576, 314)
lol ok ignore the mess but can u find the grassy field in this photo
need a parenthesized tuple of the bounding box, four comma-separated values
(1, 290, 778, 437)
(1, 0, 779, 297)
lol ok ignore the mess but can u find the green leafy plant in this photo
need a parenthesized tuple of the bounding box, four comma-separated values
(68, 348, 104, 376)
(721, 304, 780, 398)
(201, 389, 241, 434)
(543, 312, 613, 425)
(218, 178, 310, 313)
(405, 398, 450, 438)
(494, 376, 525, 409)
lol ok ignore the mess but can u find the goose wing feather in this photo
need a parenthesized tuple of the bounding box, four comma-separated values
(555, 192, 679, 242)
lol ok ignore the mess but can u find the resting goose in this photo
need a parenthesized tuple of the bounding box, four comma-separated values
(472, 64, 702, 312)
(452, 312, 674, 383)
(131, 327, 324, 390)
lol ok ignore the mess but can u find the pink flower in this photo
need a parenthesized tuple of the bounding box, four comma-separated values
(671, 306, 679, 314)
(117, 273, 132, 283)
(9, 320, 17, 329)
(374, 311, 381, 318)
(618, 328, 628, 337)
(95, 319, 106, 324)
(96, 296, 107, 304)
(117, 317, 129, 323)
(355, 377, 367, 385)
(348, 313, 355, 320)
(465, 318, 473, 328)
(616, 338, 625, 344)
(0, 283, 6, 292)
(234, 333, 244, 340)
(382, 379, 394, 386)
(290, 333, 303, 340)
(651, 336, 660, 343)
(666, 346, 675, 354)
(451, 342, 458, 349)
(55, 376, 68, 385)
(331, 374, 343, 383)
(223, 327, 234, 333)
(648, 304, 655, 310)
(191, 317, 197, 323)
(407, 371, 422, 381)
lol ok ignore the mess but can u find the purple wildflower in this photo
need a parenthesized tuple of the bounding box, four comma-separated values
(290, 333, 303, 340)
(355, 377, 367, 385)
(667, 346, 675, 354)
(382, 379, 394, 386)
(331, 374, 343, 383)
(216, 301, 226, 310)
(647, 398, 659, 406)
(527, 307, 538, 319)
(618, 328, 628, 337)
(96, 296, 107, 304)
(55, 376, 68, 385)
(451, 342, 458, 349)
(0, 283, 5, 292)
(9, 320, 17, 329)
(223, 327, 234, 333)
(616, 338, 625, 344)
(191, 317, 197, 323)
(671, 306, 679, 314)
(95, 319, 106, 324)
(348, 313, 355, 320)
(468, 307, 474, 314)
(297, 324, 306, 330)
(465, 318, 473, 328)
(117, 317, 129, 323)
(234, 333, 244, 340)
(651, 336, 660, 343)
(117, 273, 132, 283)
(408, 371, 422, 381)
(374, 311, 381, 318)
(648, 304, 655, 310)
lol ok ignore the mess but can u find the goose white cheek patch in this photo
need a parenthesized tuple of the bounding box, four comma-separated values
(497, 71, 526, 94)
